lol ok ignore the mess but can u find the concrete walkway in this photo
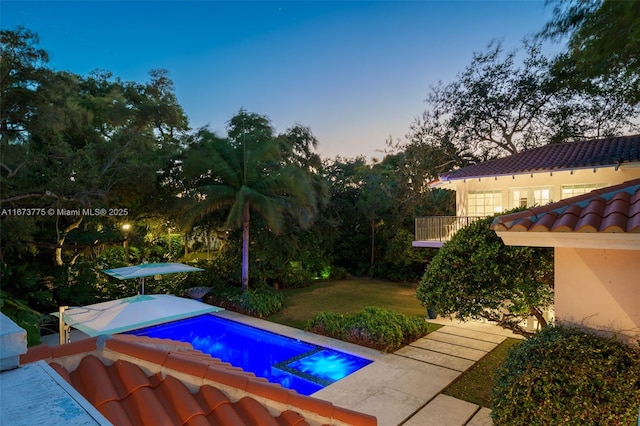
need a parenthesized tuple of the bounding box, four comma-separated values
(314, 317, 522, 426)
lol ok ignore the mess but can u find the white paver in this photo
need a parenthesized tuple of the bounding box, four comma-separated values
(426, 331, 501, 352)
(408, 338, 489, 361)
(466, 407, 494, 426)
(395, 345, 475, 372)
(315, 353, 460, 425)
(402, 394, 479, 426)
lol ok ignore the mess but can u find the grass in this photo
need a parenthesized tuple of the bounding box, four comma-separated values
(266, 277, 515, 407)
(443, 337, 522, 408)
(266, 278, 428, 329)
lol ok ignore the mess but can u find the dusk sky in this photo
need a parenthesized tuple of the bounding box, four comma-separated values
(3, 1, 558, 160)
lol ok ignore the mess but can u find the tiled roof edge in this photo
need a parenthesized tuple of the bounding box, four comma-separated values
(440, 135, 640, 181)
(105, 335, 378, 425)
(491, 178, 640, 232)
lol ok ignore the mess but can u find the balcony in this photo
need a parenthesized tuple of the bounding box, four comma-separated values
(413, 216, 481, 248)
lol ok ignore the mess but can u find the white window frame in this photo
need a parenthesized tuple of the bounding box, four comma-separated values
(561, 183, 607, 199)
(467, 190, 502, 217)
(510, 187, 553, 209)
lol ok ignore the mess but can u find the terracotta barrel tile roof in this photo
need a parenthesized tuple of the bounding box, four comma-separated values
(492, 178, 640, 233)
(439, 135, 640, 181)
(21, 333, 377, 426)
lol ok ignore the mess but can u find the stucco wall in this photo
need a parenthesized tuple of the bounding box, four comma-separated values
(555, 247, 640, 344)
(443, 165, 640, 216)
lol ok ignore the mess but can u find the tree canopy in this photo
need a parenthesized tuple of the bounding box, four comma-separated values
(408, 39, 639, 168)
(541, 0, 640, 105)
(181, 110, 324, 291)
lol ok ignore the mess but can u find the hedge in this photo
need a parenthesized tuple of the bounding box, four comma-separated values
(492, 325, 640, 425)
(307, 306, 429, 352)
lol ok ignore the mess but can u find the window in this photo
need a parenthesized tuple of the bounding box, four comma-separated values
(561, 183, 607, 199)
(467, 190, 502, 217)
(510, 187, 552, 209)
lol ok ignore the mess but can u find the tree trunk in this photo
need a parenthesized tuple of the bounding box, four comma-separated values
(241, 203, 250, 292)
(55, 217, 83, 266)
(370, 211, 375, 272)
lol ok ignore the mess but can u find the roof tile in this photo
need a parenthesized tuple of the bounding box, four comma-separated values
(164, 352, 210, 378)
(70, 355, 120, 407)
(276, 410, 310, 426)
(50, 336, 98, 358)
(20, 344, 53, 365)
(98, 400, 133, 426)
(492, 178, 640, 235)
(439, 135, 640, 181)
(121, 384, 173, 426)
(245, 377, 292, 404)
(156, 375, 208, 425)
(235, 396, 281, 426)
(205, 399, 246, 425)
(530, 212, 559, 232)
(22, 334, 377, 426)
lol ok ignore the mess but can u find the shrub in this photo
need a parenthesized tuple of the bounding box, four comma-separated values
(207, 285, 284, 318)
(492, 325, 640, 425)
(416, 212, 554, 337)
(307, 306, 429, 352)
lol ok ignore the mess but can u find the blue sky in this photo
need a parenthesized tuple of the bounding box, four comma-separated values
(3, 1, 556, 160)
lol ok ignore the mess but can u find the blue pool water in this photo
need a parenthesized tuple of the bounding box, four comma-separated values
(126, 314, 372, 395)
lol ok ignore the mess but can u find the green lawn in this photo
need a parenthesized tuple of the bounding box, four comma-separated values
(267, 278, 516, 408)
(443, 337, 521, 408)
(267, 278, 427, 329)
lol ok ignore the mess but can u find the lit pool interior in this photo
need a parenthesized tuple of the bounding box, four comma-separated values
(126, 314, 372, 395)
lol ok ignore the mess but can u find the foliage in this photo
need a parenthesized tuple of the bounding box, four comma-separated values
(416, 213, 554, 336)
(1, 27, 190, 312)
(0, 290, 43, 346)
(307, 306, 429, 352)
(321, 154, 441, 280)
(541, 0, 640, 105)
(492, 325, 640, 425)
(207, 285, 284, 318)
(181, 111, 325, 291)
(409, 39, 638, 163)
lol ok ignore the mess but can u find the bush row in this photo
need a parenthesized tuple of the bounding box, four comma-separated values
(492, 325, 640, 425)
(205, 285, 284, 318)
(306, 306, 429, 352)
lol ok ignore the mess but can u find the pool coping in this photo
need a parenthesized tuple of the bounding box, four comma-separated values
(209, 309, 386, 363)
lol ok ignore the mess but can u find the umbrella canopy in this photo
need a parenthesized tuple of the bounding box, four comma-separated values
(102, 262, 204, 294)
(53, 294, 223, 337)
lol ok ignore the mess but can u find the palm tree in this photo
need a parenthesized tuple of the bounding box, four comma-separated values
(182, 110, 319, 292)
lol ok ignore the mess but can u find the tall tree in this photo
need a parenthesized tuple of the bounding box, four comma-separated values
(181, 110, 320, 292)
(541, 0, 640, 105)
(0, 27, 189, 266)
(410, 39, 638, 164)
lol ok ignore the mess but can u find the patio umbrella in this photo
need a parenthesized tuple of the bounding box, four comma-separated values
(102, 262, 204, 295)
(53, 294, 223, 337)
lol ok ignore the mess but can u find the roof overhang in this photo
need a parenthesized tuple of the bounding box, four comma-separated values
(430, 163, 639, 189)
(495, 231, 640, 251)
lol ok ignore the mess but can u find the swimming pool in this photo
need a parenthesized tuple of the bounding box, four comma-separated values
(126, 314, 372, 395)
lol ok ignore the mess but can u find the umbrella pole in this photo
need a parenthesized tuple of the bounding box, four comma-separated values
(141, 277, 145, 295)
(58, 306, 70, 345)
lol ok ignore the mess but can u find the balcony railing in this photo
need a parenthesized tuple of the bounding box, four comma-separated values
(414, 216, 482, 246)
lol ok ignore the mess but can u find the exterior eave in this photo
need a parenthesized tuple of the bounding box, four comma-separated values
(495, 231, 640, 251)
(430, 163, 640, 189)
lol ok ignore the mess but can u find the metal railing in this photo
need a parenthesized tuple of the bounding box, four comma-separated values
(414, 216, 482, 243)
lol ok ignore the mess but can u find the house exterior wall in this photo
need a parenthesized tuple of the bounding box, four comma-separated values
(555, 247, 640, 345)
(440, 165, 640, 216)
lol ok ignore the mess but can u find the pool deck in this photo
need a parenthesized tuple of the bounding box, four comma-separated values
(43, 309, 522, 426)
(212, 310, 523, 426)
